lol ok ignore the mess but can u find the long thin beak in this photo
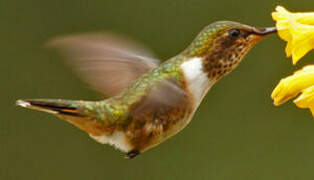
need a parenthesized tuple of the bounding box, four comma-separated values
(253, 27, 277, 36)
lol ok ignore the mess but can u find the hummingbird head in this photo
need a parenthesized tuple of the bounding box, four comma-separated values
(184, 21, 276, 80)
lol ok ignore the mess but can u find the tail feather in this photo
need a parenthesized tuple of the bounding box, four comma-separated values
(16, 99, 111, 137)
(16, 99, 84, 117)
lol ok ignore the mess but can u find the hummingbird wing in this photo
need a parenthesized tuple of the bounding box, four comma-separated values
(128, 79, 192, 144)
(47, 33, 160, 97)
(131, 80, 189, 113)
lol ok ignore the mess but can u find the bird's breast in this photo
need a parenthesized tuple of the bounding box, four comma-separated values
(180, 57, 213, 108)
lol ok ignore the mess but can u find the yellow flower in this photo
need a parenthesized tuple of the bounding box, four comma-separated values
(294, 85, 314, 116)
(271, 65, 314, 116)
(272, 6, 314, 64)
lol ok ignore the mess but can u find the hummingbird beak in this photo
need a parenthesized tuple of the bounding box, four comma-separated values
(252, 27, 277, 36)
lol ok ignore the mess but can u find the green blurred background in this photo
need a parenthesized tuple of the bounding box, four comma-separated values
(1, 0, 314, 179)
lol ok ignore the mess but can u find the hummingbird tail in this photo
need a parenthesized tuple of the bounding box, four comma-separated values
(16, 99, 110, 136)
(16, 99, 83, 116)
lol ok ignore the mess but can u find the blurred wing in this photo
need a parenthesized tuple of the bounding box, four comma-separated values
(47, 33, 160, 96)
(127, 79, 192, 143)
(130, 79, 190, 116)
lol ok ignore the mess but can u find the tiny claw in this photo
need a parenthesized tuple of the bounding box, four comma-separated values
(125, 149, 140, 159)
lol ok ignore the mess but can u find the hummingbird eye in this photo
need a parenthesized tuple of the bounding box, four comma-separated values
(229, 29, 241, 38)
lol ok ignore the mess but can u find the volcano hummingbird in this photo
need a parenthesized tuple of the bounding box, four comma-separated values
(16, 21, 276, 158)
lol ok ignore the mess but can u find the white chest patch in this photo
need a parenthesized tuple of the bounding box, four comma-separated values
(181, 57, 212, 107)
(89, 131, 132, 153)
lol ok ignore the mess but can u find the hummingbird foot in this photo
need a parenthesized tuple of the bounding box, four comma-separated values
(125, 149, 140, 159)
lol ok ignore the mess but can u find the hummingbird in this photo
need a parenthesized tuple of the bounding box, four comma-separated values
(16, 21, 276, 158)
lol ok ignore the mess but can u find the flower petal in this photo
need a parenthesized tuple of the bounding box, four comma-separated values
(272, 6, 314, 64)
(271, 65, 314, 105)
(294, 85, 314, 116)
